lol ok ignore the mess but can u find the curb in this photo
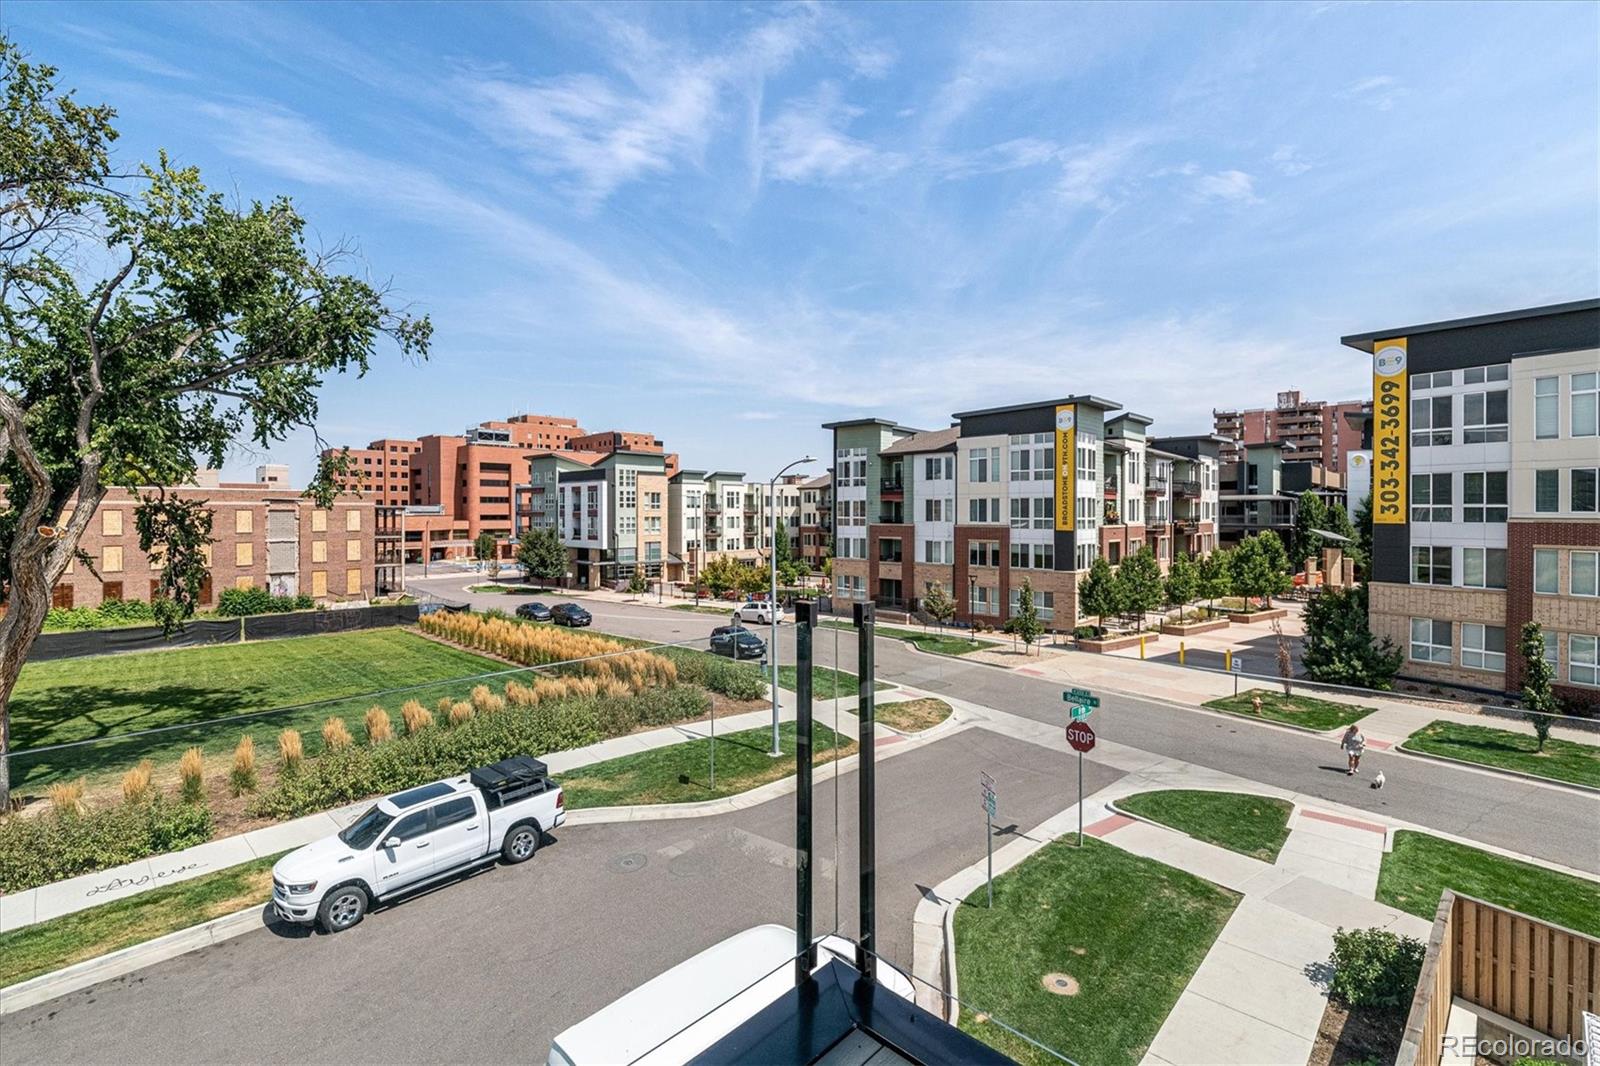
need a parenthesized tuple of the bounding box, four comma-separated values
(0, 904, 269, 1016)
(1393, 742, 1600, 797)
(1196, 700, 1355, 738)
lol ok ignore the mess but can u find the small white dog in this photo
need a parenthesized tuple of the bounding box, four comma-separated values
(1371, 770, 1386, 790)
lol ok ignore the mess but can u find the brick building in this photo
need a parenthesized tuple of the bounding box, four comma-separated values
(47, 467, 376, 610)
(1213, 391, 1368, 473)
(1343, 300, 1599, 708)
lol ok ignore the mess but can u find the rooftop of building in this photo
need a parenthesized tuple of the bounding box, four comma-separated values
(819, 417, 924, 432)
(800, 472, 832, 489)
(950, 394, 1121, 420)
(879, 426, 959, 456)
(1340, 298, 1600, 352)
(1107, 411, 1154, 428)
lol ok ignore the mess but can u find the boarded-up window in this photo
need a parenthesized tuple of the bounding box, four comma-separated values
(346, 509, 361, 532)
(102, 581, 123, 602)
(346, 540, 361, 561)
(312, 540, 327, 563)
(346, 568, 360, 594)
(52, 584, 74, 608)
(150, 579, 162, 600)
(235, 542, 253, 566)
(102, 545, 124, 572)
(201, 544, 213, 566)
(235, 510, 253, 534)
(311, 570, 327, 597)
(199, 574, 213, 604)
(312, 509, 328, 532)
(235, 575, 253, 590)
(102, 509, 123, 536)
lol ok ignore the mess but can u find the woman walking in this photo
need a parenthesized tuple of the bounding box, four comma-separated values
(1341, 724, 1366, 776)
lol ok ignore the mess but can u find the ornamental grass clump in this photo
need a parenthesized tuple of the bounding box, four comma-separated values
(470, 685, 505, 715)
(448, 701, 475, 727)
(418, 611, 676, 692)
(322, 716, 353, 751)
(48, 778, 88, 817)
(367, 705, 396, 745)
(121, 760, 155, 805)
(278, 729, 304, 776)
(179, 747, 206, 803)
(436, 696, 454, 715)
(401, 701, 433, 735)
(230, 735, 258, 796)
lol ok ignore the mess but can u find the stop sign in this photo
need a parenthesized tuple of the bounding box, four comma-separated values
(1066, 719, 1096, 753)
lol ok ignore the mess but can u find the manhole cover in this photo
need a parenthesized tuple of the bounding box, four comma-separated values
(613, 852, 648, 873)
(1042, 973, 1080, 996)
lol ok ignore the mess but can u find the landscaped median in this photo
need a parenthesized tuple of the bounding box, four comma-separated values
(1203, 688, 1373, 731)
(1115, 789, 1293, 862)
(819, 619, 989, 657)
(954, 837, 1239, 1066)
(1399, 720, 1600, 790)
(875, 698, 953, 734)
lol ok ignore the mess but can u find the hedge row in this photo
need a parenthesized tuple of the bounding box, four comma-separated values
(657, 647, 767, 701)
(0, 800, 213, 894)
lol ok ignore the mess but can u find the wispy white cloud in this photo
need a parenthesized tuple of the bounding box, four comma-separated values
(1192, 169, 1259, 204)
(58, 23, 194, 80)
(1342, 73, 1406, 110)
(1270, 145, 1314, 176)
(1056, 137, 1149, 208)
(760, 83, 904, 185)
(736, 411, 780, 422)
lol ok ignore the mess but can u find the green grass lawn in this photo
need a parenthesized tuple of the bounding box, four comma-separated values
(1204, 688, 1373, 731)
(0, 853, 284, 989)
(669, 603, 740, 616)
(876, 697, 953, 733)
(559, 722, 854, 808)
(1378, 832, 1600, 937)
(1116, 790, 1293, 862)
(9, 629, 504, 791)
(819, 619, 988, 656)
(955, 837, 1239, 1066)
(776, 663, 891, 698)
(1402, 720, 1600, 789)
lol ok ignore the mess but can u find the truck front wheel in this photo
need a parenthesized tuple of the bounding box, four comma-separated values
(503, 824, 541, 864)
(317, 886, 368, 933)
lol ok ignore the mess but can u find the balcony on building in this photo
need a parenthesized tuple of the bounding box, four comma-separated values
(1144, 472, 1168, 495)
(879, 462, 905, 498)
(1173, 478, 1200, 498)
(877, 538, 903, 563)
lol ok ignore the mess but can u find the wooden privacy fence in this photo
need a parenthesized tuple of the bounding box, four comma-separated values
(1398, 891, 1600, 1065)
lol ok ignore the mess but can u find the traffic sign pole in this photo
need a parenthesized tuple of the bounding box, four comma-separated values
(1077, 747, 1083, 848)
(1064, 719, 1097, 847)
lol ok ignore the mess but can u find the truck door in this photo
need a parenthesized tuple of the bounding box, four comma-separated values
(427, 795, 483, 872)
(373, 809, 437, 893)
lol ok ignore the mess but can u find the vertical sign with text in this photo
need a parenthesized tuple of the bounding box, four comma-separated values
(1055, 404, 1077, 531)
(1372, 339, 1408, 524)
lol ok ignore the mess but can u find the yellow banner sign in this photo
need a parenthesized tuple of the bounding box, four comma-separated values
(1372, 339, 1408, 524)
(1055, 404, 1077, 531)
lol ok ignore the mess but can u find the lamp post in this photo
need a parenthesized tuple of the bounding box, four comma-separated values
(770, 456, 817, 756)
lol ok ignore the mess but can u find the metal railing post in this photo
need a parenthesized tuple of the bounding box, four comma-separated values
(854, 600, 877, 980)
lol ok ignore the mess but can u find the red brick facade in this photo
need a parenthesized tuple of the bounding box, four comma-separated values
(1506, 519, 1600, 710)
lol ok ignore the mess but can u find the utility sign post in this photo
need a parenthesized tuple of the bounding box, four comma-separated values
(1230, 655, 1243, 697)
(1065, 719, 1096, 847)
(980, 772, 997, 907)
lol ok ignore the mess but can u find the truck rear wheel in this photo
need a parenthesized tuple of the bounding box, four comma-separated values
(503, 824, 541, 864)
(318, 886, 368, 933)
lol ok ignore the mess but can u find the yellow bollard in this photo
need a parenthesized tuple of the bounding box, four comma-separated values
(1139, 634, 1146, 660)
(1179, 641, 1186, 666)
(1225, 649, 1232, 672)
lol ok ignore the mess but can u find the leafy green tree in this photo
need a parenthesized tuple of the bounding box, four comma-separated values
(920, 581, 955, 630)
(1116, 545, 1164, 630)
(1518, 622, 1561, 752)
(626, 569, 649, 596)
(1352, 493, 1374, 574)
(1301, 586, 1403, 689)
(701, 555, 741, 597)
(473, 532, 497, 564)
(735, 562, 767, 597)
(1197, 547, 1232, 614)
(1004, 578, 1045, 653)
(1291, 491, 1328, 572)
(1232, 532, 1291, 608)
(1077, 555, 1122, 632)
(0, 40, 428, 807)
(1164, 552, 1200, 611)
(515, 527, 567, 587)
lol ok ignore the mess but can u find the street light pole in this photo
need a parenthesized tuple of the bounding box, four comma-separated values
(770, 456, 817, 757)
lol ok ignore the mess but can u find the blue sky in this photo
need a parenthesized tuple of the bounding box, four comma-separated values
(7, 1, 1597, 484)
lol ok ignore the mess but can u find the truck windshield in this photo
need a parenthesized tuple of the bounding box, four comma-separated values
(338, 806, 393, 850)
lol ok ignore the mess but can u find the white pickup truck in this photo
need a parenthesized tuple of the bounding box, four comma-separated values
(271, 755, 564, 933)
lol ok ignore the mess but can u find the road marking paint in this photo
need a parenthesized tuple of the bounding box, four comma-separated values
(1299, 809, 1386, 835)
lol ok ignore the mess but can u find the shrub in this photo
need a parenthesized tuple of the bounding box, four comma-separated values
(278, 729, 304, 776)
(48, 778, 88, 817)
(367, 706, 395, 745)
(179, 747, 206, 803)
(215, 586, 314, 617)
(470, 685, 505, 714)
(436, 696, 455, 715)
(322, 716, 353, 751)
(657, 648, 765, 700)
(448, 701, 475, 727)
(230, 735, 258, 796)
(1328, 927, 1425, 1009)
(419, 611, 677, 693)
(401, 702, 433, 735)
(43, 599, 158, 631)
(0, 799, 214, 894)
(121, 760, 155, 805)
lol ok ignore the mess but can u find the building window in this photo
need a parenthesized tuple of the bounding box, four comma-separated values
(1534, 376, 1560, 439)
(312, 540, 327, 563)
(236, 542, 253, 567)
(102, 509, 123, 536)
(1571, 635, 1599, 687)
(969, 585, 997, 615)
(346, 568, 361, 595)
(1008, 587, 1054, 621)
(1033, 497, 1052, 529)
(346, 540, 362, 562)
(1572, 550, 1599, 598)
(1535, 470, 1560, 513)
(1009, 543, 1054, 569)
(101, 544, 124, 572)
(968, 497, 999, 523)
(1409, 618, 1452, 664)
(1573, 371, 1598, 437)
(1543, 631, 1559, 671)
(1460, 623, 1505, 672)
(969, 447, 999, 483)
(1462, 387, 1508, 443)
(1010, 498, 1031, 529)
(311, 570, 328, 597)
(1411, 546, 1450, 585)
(1412, 370, 1452, 390)
(968, 540, 1000, 567)
(1410, 395, 1452, 447)
(1573, 468, 1598, 513)
(1075, 541, 1098, 569)
(346, 509, 362, 532)
(312, 509, 328, 532)
(1462, 547, 1506, 589)
(1461, 471, 1507, 523)
(1534, 548, 1559, 594)
(1410, 473, 1451, 523)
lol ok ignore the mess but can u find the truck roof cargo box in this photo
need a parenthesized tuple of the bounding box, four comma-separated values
(470, 755, 548, 794)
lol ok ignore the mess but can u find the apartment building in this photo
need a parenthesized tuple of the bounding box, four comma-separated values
(1150, 435, 1225, 556)
(520, 450, 670, 588)
(799, 472, 833, 568)
(47, 467, 377, 610)
(1342, 300, 1599, 708)
(1216, 441, 1345, 547)
(1213, 390, 1367, 472)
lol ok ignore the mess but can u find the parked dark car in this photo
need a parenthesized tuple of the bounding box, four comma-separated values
(550, 603, 592, 627)
(709, 624, 766, 660)
(515, 602, 553, 622)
